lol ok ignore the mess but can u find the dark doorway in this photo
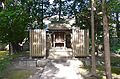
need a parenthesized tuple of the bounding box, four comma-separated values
(54, 32, 65, 47)
(66, 33, 71, 48)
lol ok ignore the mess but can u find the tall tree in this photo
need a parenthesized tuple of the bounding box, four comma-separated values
(116, 13, 120, 38)
(59, 0, 61, 21)
(102, 0, 112, 79)
(0, 0, 30, 54)
(107, 0, 120, 38)
(24, 0, 49, 29)
(91, 0, 96, 76)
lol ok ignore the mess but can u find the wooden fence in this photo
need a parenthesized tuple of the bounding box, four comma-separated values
(29, 28, 89, 57)
(72, 28, 89, 57)
(30, 29, 46, 57)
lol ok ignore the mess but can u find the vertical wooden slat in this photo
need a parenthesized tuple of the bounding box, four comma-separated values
(82, 30, 84, 56)
(41, 30, 43, 56)
(39, 30, 41, 56)
(80, 30, 82, 56)
(33, 30, 37, 56)
(44, 29, 46, 56)
(30, 29, 46, 57)
(32, 30, 33, 56)
(40, 30, 42, 56)
(36, 30, 38, 56)
(72, 28, 89, 57)
(29, 29, 32, 58)
(72, 28, 75, 56)
(78, 30, 80, 56)
(30, 30, 33, 56)
(79, 30, 80, 56)
(31, 30, 33, 56)
(86, 29, 89, 55)
(85, 30, 86, 56)
(34, 30, 36, 56)
(44, 30, 46, 56)
(37, 30, 39, 56)
(43, 30, 45, 56)
(33, 30, 35, 56)
(42, 30, 43, 55)
(81, 30, 82, 56)
(80, 30, 81, 56)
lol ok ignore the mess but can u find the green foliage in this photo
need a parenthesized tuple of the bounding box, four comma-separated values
(110, 38, 120, 53)
(111, 57, 120, 67)
(0, 51, 23, 78)
(107, 0, 120, 13)
(111, 67, 120, 75)
(0, 51, 31, 78)
(96, 66, 120, 78)
(22, 0, 49, 29)
(7, 70, 32, 79)
(0, 51, 11, 77)
(0, 4, 29, 43)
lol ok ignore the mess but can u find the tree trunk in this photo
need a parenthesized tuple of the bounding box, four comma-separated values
(11, 42, 21, 54)
(102, 0, 112, 79)
(42, 0, 44, 27)
(9, 42, 13, 55)
(116, 13, 120, 38)
(59, 0, 61, 21)
(73, 0, 78, 26)
(91, 0, 96, 75)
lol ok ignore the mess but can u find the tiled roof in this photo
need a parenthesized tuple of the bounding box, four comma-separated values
(48, 23, 71, 30)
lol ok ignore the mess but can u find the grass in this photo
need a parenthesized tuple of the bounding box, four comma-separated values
(111, 56, 120, 67)
(0, 51, 31, 79)
(84, 65, 120, 79)
(0, 51, 9, 58)
(83, 56, 120, 79)
(0, 51, 11, 78)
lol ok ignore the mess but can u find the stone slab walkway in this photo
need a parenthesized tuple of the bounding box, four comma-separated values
(38, 58, 84, 79)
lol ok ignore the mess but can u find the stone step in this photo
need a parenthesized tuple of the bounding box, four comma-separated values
(48, 48, 73, 59)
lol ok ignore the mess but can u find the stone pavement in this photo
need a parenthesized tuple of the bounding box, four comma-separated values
(29, 58, 87, 79)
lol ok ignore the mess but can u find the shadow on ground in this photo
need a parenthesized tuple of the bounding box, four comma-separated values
(40, 58, 87, 79)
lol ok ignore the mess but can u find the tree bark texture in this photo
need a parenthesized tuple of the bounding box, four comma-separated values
(116, 13, 120, 38)
(102, 0, 112, 79)
(91, 0, 96, 75)
(59, 0, 61, 21)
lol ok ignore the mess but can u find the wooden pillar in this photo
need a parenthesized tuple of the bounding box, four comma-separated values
(64, 33, 66, 48)
(53, 33, 55, 47)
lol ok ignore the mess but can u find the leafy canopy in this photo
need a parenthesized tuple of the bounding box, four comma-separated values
(0, 1, 29, 43)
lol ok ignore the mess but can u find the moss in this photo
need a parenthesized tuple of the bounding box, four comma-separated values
(84, 65, 120, 78)
(111, 67, 120, 75)
(0, 51, 8, 58)
(7, 70, 32, 79)
(0, 51, 29, 78)
(111, 57, 120, 66)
